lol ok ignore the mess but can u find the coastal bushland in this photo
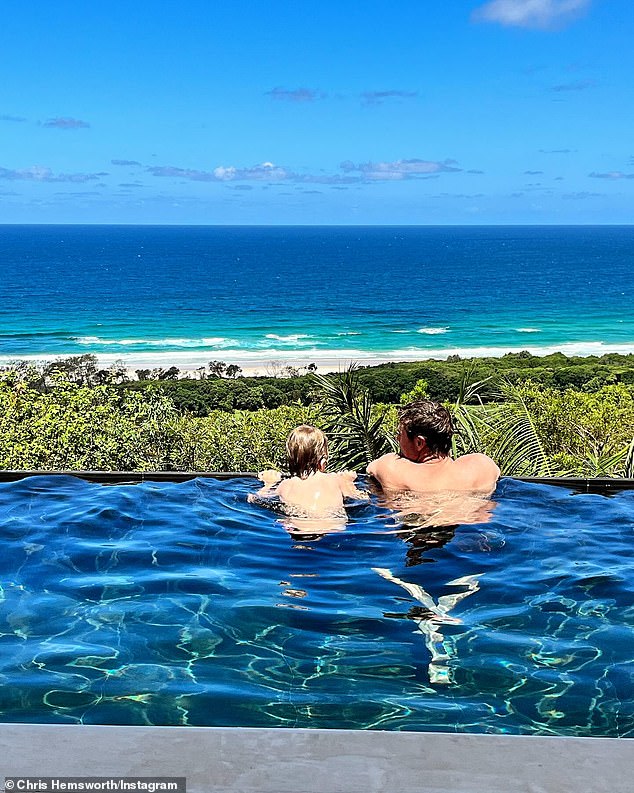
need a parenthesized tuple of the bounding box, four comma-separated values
(0, 369, 314, 472)
(1, 354, 633, 477)
(124, 351, 634, 414)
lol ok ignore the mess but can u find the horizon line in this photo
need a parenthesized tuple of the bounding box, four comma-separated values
(1, 222, 633, 229)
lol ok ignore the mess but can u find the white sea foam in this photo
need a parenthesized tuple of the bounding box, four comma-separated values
(5, 341, 634, 374)
(75, 336, 236, 348)
(201, 337, 232, 346)
(417, 327, 450, 335)
(260, 333, 318, 348)
(388, 341, 634, 359)
(264, 333, 311, 342)
(516, 328, 541, 333)
(390, 327, 450, 335)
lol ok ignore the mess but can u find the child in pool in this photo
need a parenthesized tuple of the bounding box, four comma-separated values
(248, 424, 367, 515)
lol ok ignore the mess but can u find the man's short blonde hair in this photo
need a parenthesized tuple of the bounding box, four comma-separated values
(286, 425, 328, 478)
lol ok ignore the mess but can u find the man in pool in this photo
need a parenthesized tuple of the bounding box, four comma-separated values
(367, 400, 500, 494)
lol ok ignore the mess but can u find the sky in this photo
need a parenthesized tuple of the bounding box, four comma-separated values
(1, 0, 633, 225)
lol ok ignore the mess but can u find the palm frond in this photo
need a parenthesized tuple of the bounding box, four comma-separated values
(486, 380, 553, 477)
(578, 447, 627, 478)
(312, 366, 395, 470)
(448, 364, 495, 457)
(625, 437, 634, 479)
(451, 404, 486, 457)
(453, 361, 493, 409)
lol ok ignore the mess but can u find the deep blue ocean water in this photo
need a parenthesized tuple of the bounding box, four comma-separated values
(0, 475, 633, 735)
(0, 225, 633, 368)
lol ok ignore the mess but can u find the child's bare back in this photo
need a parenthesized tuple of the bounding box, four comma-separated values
(277, 469, 360, 516)
(248, 425, 366, 519)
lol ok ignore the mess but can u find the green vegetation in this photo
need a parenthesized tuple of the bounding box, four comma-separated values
(492, 381, 634, 477)
(126, 374, 315, 413)
(0, 369, 314, 472)
(1, 352, 633, 477)
(314, 368, 396, 471)
(122, 351, 634, 414)
(14, 351, 633, 414)
(0, 372, 178, 471)
(356, 352, 634, 405)
(312, 369, 634, 478)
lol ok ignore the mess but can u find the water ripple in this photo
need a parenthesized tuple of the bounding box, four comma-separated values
(0, 475, 632, 734)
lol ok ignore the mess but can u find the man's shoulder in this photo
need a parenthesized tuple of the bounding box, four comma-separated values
(456, 452, 500, 471)
(453, 453, 500, 490)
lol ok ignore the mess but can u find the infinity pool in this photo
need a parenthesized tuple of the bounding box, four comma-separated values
(0, 475, 632, 736)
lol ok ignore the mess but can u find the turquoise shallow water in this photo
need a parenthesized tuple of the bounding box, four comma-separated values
(0, 475, 633, 735)
(1, 225, 633, 367)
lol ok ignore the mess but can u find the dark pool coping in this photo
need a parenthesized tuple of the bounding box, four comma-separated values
(0, 469, 633, 493)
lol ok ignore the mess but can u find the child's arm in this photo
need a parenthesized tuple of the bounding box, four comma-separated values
(337, 470, 370, 500)
(258, 469, 283, 489)
(247, 469, 282, 502)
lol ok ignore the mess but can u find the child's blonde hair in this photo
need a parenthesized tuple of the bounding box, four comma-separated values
(286, 425, 328, 479)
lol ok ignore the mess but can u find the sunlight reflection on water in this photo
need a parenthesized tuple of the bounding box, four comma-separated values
(0, 474, 633, 735)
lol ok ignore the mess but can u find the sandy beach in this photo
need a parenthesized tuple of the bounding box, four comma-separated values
(114, 341, 634, 378)
(112, 353, 415, 379)
(4, 338, 634, 380)
(1, 351, 394, 379)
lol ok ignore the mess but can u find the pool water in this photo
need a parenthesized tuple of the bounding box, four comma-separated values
(0, 475, 633, 736)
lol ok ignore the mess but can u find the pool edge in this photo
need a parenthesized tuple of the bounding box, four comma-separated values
(1, 469, 634, 493)
(0, 724, 632, 793)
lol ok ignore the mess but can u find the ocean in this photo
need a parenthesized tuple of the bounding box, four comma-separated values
(0, 225, 632, 371)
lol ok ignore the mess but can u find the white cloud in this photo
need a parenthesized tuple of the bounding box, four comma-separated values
(589, 171, 634, 180)
(148, 157, 465, 187)
(361, 90, 418, 106)
(214, 163, 291, 181)
(213, 166, 237, 181)
(551, 78, 596, 91)
(562, 191, 601, 199)
(472, 0, 590, 29)
(149, 162, 293, 184)
(340, 159, 461, 180)
(265, 87, 325, 102)
(148, 166, 217, 181)
(0, 165, 101, 183)
(42, 117, 90, 129)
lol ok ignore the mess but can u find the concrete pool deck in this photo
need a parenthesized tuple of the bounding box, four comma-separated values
(0, 724, 632, 793)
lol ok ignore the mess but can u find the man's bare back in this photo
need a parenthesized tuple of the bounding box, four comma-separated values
(367, 400, 500, 496)
(367, 451, 500, 494)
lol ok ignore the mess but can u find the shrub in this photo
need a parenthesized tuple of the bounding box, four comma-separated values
(0, 373, 179, 471)
(171, 405, 318, 471)
(0, 373, 318, 473)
